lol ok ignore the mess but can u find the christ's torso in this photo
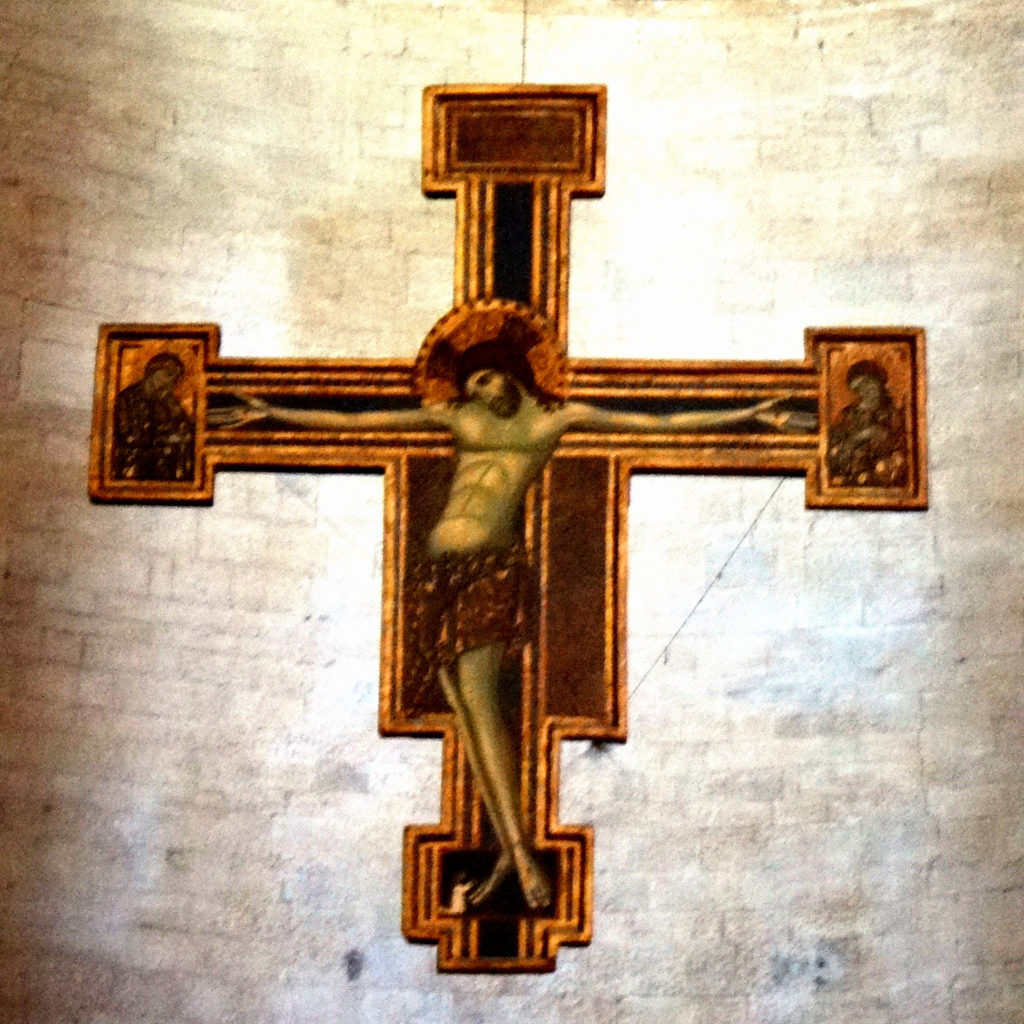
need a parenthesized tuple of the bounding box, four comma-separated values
(426, 398, 563, 556)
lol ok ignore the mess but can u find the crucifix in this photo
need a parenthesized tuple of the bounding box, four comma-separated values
(89, 85, 928, 973)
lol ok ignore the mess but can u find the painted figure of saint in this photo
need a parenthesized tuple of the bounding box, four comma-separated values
(213, 301, 800, 910)
(113, 352, 195, 481)
(826, 360, 908, 488)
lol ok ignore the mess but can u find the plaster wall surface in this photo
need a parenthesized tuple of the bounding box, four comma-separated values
(0, 1, 1021, 1022)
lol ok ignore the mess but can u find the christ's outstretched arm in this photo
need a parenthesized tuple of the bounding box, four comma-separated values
(559, 395, 802, 434)
(208, 392, 453, 432)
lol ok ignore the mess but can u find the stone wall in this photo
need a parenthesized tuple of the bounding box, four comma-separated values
(0, 0, 1021, 1021)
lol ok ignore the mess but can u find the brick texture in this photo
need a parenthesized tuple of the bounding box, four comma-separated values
(0, 0, 1021, 1021)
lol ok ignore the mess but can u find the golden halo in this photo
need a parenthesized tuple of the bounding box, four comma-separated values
(413, 300, 568, 405)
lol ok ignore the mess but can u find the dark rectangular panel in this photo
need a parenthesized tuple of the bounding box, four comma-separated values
(453, 110, 579, 169)
(543, 456, 611, 723)
(493, 183, 533, 306)
(400, 454, 457, 717)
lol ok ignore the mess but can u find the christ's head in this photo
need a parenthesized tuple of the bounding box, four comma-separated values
(416, 301, 566, 409)
(462, 367, 523, 418)
(455, 327, 538, 418)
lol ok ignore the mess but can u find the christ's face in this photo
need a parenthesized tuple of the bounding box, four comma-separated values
(464, 368, 521, 418)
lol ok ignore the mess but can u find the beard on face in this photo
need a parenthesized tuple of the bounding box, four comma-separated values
(486, 375, 522, 418)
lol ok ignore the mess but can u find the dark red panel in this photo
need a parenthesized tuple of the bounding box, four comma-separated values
(400, 454, 457, 717)
(542, 456, 611, 724)
(453, 110, 579, 169)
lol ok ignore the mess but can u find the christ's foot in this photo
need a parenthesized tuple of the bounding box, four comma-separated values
(513, 845, 552, 910)
(468, 851, 512, 907)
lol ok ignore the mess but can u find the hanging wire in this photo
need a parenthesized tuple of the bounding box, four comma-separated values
(629, 478, 785, 699)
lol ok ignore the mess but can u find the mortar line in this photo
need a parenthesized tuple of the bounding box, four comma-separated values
(628, 477, 785, 700)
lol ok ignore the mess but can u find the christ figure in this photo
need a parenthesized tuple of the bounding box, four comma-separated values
(213, 303, 799, 911)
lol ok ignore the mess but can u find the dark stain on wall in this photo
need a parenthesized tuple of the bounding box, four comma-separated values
(344, 949, 365, 982)
(770, 941, 849, 990)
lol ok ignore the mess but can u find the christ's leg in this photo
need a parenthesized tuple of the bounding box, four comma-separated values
(437, 644, 551, 910)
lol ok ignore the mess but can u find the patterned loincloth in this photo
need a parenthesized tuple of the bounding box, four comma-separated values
(404, 544, 532, 712)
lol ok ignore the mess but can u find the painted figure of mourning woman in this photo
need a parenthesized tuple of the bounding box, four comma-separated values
(113, 353, 195, 482)
(826, 360, 908, 488)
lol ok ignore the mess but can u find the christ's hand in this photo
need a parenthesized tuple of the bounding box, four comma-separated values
(207, 392, 272, 429)
(751, 395, 817, 432)
(750, 396, 790, 430)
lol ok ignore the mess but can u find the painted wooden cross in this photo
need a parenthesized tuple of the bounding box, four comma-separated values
(89, 85, 927, 973)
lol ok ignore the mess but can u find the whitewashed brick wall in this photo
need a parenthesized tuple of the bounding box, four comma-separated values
(1, 1, 1021, 1021)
